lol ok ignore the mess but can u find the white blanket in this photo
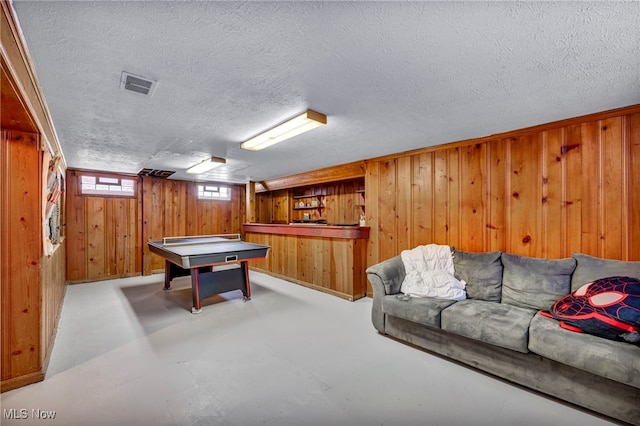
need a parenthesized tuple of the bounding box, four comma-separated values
(400, 244, 466, 300)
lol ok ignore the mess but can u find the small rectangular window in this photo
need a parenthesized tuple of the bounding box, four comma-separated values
(79, 174, 136, 197)
(99, 177, 119, 184)
(197, 184, 231, 200)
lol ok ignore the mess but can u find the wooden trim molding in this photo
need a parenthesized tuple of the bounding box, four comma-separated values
(1, 370, 44, 393)
(257, 160, 366, 192)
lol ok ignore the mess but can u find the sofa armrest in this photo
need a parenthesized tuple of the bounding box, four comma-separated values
(366, 255, 406, 296)
(366, 255, 405, 334)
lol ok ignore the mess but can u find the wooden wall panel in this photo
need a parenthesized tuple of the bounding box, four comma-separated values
(459, 144, 485, 252)
(325, 180, 360, 225)
(579, 121, 600, 257)
(447, 148, 461, 249)
(65, 172, 86, 280)
(601, 117, 624, 259)
(1, 130, 42, 384)
(542, 128, 564, 259)
(563, 124, 583, 257)
(365, 105, 640, 267)
(509, 135, 542, 257)
(486, 139, 507, 252)
(630, 113, 640, 260)
(40, 239, 66, 371)
(270, 190, 290, 224)
(410, 153, 433, 247)
(66, 170, 140, 282)
(432, 150, 449, 245)
(395, 156, 412, 253)
(378, 160, 397, 261)
(255, 190, 289, 224)
(147, 179, 184, 268)
(365, 161, 379, 296)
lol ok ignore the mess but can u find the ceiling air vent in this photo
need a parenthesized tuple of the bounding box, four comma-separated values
(120, 71, 157, 96)
(137, 168, 175, 178)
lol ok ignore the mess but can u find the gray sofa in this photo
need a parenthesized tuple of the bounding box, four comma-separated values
(366, 251, 640, 425)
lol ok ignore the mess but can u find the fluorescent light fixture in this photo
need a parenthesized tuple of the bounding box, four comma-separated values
(186, 156, 226, 174)
(241, 109, 327, 151)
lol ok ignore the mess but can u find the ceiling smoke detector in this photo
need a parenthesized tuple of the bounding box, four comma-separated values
(120, 71, 157, 96)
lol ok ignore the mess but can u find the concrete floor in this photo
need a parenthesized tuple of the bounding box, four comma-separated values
(1, 271, 614, 426)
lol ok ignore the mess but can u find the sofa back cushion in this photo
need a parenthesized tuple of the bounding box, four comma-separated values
(453, 250, 503, 302)
(571, 253, 640, 292)
(501, 253, 576, 310)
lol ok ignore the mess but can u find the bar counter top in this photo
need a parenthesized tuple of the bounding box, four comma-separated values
(243, 223, 370, 239)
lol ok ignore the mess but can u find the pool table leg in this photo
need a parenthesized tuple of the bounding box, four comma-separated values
(190, 268, 202, 314)
(241, 261, 251, 301)
(163, 260, 172, 290)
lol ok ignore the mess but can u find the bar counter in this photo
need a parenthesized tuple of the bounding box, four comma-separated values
(243, 223, 370, 301)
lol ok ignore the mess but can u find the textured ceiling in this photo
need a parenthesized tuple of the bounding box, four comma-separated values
(12, 1, 640, 184)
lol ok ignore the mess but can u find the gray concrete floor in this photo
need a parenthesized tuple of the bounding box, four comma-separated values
(1, 271, 613, 426)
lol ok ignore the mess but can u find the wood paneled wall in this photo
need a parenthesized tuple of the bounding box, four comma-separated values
(66, 174, 246, 280)
(256, 189, 290, 224)
(1, 130, 43, 389)
(65, 170, 141, 282)
(365, 106, 640, 268)
(323, 179, 364, 225)
(141, 177, 246, 274)
(40, 239, 66, 372)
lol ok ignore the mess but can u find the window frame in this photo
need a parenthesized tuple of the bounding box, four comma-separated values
(196, 183, 232, 201)
(77, 172, 137, 198)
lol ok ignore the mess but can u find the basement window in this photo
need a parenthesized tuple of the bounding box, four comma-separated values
(79, 175, 135, 197)
(197, 184, 230, 200)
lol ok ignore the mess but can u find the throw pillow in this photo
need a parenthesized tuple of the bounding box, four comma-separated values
(501, 253, 576, 310)
(453, 250, 503, 302)
(548, 276, 640, 343)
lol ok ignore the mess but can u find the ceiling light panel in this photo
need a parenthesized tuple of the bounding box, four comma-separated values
(241, 110, 327, 151)
(186, 156, 226, 174)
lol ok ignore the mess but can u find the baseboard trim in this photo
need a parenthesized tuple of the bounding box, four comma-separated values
(1, 371, 44, 393)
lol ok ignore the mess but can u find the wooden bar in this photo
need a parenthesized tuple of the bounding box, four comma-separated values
(243, 223, 369, 301)
(244, 223, 369, 239)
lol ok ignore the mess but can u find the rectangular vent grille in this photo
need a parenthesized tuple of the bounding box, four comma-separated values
(137, 168, 175, 178)
(120, 72, 157, 96)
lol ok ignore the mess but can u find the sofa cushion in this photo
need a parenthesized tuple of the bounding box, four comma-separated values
(382, 294, 456, 328)
(453, 250, 503, 302)
(501, 253, 576, 310)
(548, 276, 640, 343)
(440, 300, 536, 353)
(571, 253, 640, 292)
(528, 312, 640, 389)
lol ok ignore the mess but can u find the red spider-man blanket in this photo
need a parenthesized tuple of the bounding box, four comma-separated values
(542, 276, 640, 344)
